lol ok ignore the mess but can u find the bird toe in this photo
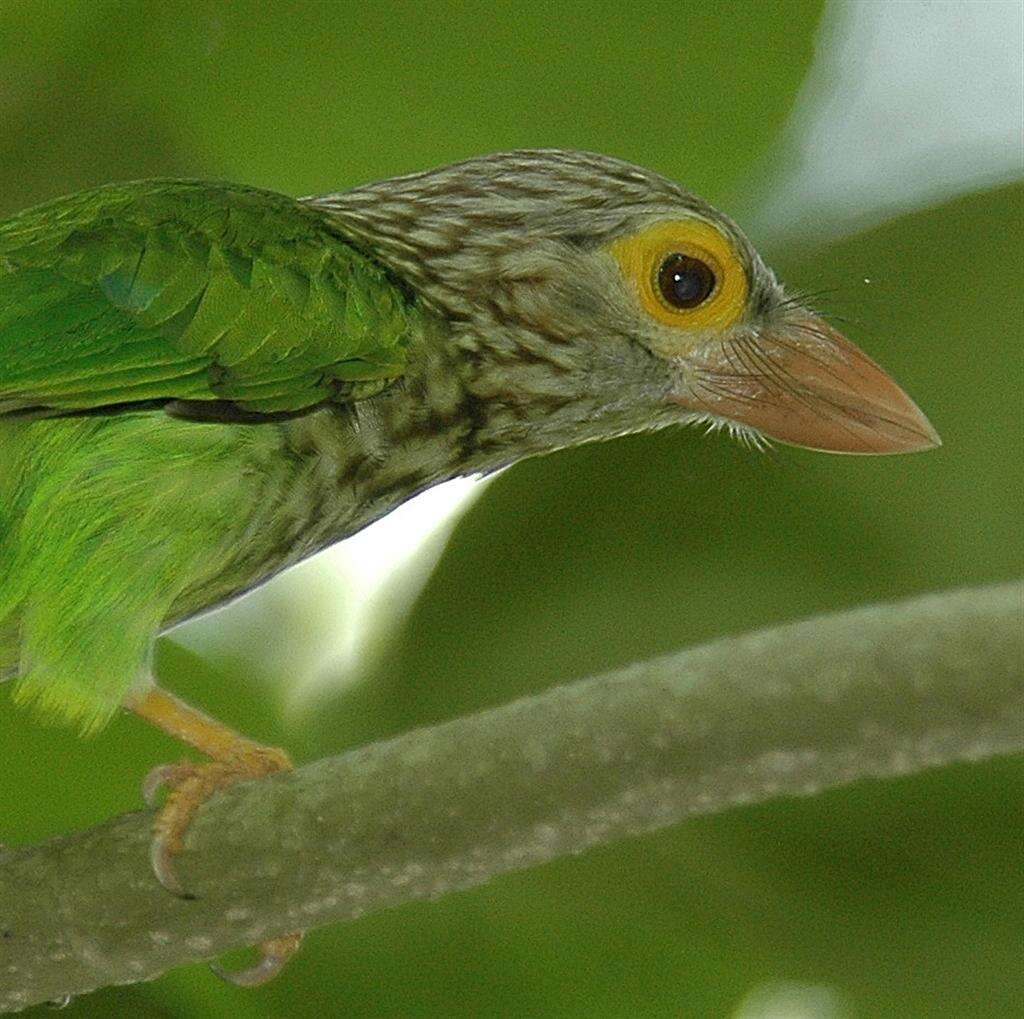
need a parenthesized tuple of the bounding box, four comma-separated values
(211, 933, 304, 987)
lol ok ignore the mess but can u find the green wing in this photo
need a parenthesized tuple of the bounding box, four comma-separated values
(0, 180, 416, 418)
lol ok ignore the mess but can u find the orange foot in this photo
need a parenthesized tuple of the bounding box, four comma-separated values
(128, 685, 302, 986)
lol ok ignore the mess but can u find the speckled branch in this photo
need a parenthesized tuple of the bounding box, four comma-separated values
(2, 581, 1021, 1012)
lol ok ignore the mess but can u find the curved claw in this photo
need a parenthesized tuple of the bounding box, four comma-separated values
(130, 688, 302, 985)
(142, 760, 200, 898)
(141, 763, 183, 807)
(211, 933, 304, 987)
(149, 831, 193, 900)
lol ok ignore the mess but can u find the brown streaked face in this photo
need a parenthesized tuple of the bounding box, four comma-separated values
(325, 149, 939, 456)
(605, 215, 940, 454)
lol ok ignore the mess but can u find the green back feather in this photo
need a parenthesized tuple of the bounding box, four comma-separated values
(0, 180, 417, 415)
(0, 180, 421, 731)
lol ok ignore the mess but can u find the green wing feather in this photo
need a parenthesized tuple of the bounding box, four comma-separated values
(0, 180, 416, 417)
(0, 181, 420, 732)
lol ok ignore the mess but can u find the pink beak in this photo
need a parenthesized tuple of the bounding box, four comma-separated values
(669, 315, 941, 454)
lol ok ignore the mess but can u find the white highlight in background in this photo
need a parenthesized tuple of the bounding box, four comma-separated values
(732, 981, 852, 1019)
(287, 474, 488, 709)
(751, 0, 1024, 244)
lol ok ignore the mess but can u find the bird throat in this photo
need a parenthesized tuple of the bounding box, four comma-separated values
(273, 324, 579, 557)
(169, 320, 658, 627)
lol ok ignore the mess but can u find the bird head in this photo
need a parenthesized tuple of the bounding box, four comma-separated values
(317, 150, 939, 457)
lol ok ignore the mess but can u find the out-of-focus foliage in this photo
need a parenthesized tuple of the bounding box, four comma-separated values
(0, 2, 1020, 1017)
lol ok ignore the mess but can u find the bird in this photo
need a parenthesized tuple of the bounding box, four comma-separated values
(0, 149, 940, 983)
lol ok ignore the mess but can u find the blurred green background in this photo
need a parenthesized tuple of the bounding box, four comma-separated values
(1, 1, 1021, 1016)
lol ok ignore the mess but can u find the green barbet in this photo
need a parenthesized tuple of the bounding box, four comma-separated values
(0, 150, 939, 982)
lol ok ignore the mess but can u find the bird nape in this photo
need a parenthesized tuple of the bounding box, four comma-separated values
(0, 149, 940, 984)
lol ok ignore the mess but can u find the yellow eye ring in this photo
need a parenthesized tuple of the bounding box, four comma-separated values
(608, 219, 748, 333)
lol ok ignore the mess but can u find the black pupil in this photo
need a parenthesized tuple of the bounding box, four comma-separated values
(658, 254, 716, 309)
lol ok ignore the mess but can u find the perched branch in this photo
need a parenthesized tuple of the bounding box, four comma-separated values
(1, 582, 1021, 1011)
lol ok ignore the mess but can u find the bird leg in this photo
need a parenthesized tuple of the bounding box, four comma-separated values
(125, 683, 301, 986)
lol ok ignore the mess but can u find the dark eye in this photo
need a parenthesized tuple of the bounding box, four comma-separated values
(657, 254, 716, 310)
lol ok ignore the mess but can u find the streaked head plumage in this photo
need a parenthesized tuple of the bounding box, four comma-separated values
(315, 150, 773, 325)
(313, 149, 938, 456)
